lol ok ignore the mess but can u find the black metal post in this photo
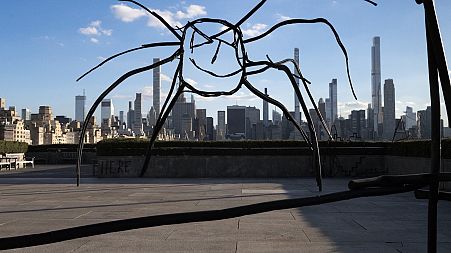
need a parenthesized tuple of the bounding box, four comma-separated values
(425, 7, 441, 253)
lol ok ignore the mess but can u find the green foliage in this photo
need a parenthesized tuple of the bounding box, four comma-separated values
(27, 144, 96, 153)
(95, 138, 451, 158)
(22, 138, 451, 158)
(0, 140, 28, 154)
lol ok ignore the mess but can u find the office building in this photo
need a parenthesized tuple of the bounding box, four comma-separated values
(350, 110, 366, 138)
(127, 101, 134, 129)
(227, 105, 246, 138)
(195, 108, 207, 140)
(417, 106, 432, 139)
(153, 58, 161, 118)
(206, 117, 214, 140)
(100, 99, 114, 135)
(21, 108, 31, 121)
(217, 111, 226, 140)
(101, 99, 114, 122)
(38, 106, 53, 121)
(383, 79, 395, 139)
(119, 111, 124, 125)
(325, 98, 331, 123)
(147, 106, 157, 128)
(133, 93, 143, 136)
(404, 106, 417, 130)
(75, 94, 86, 122)
(172, 93, 195, 136)
(245, 106, 260, 139)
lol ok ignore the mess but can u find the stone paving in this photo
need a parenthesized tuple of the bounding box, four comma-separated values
(0, 165, 450, 252)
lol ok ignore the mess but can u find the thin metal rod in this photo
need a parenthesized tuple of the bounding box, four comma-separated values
(421, 0, 451, 126)
(76, 42, 181, 82)
(244, 18, 357, 100)
(247, 60, 322, 191)
(140, 86, 184, 177)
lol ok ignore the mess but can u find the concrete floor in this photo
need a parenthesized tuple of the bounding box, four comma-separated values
(0, 165, 450, 252)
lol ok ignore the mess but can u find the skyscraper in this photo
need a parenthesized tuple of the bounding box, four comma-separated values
(75, 94, 86, 122)
(227, 105, 246, 138)
(294, 48, 300, 123)
(147, 106, 157, 127)
(21, 108, 31, 121)
(153, 58, 161, 118)
(127, 101, 134, 129)
(119, 111, 124, 125)
(217, 110, 226, 140)
(383, 79, 395, 139)
(263, 88, 269, 127)
(206, 117, 214, 140)
(418, 106, 432, 139)
(133, 93, 143, 136)
(371, 36, 382, 136)
(172, 93, 195, 135)
(404, 106, 417, 130)
(329, 78, 338, 123)
(272, 109, 282, 125)
(195, 108, 207, 140)
(101, 99, 114, 126)
(325, 98, 331, 123)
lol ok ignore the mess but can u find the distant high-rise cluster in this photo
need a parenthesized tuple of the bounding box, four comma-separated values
(2, 39, 451, 145)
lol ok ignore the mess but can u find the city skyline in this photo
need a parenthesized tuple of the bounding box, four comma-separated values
(1, 1, 451, 125)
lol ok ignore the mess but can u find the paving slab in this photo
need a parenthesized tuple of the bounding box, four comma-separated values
(0, 165, 450, 252)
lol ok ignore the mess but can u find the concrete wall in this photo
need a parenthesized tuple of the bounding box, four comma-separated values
(95, 155, 445, 178)
(94, 154, 450, 190)
(94, 156, 313, 178)
(27, 151, 96, 164)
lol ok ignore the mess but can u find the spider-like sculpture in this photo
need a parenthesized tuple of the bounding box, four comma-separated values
(76, 0, 378, 191)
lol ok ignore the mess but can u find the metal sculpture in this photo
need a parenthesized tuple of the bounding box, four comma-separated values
(1, 1, 450, 253)
(74, 0, 376, 191)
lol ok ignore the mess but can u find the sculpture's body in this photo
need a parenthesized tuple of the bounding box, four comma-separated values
(75, 0, 371, 191)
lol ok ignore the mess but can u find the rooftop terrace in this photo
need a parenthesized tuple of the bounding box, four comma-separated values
(0, 165, 450, 252)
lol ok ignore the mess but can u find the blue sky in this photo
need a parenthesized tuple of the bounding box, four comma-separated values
(1, 0, 451, 125)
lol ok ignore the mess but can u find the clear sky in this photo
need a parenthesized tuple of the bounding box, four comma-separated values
(1, 0, 451, 125)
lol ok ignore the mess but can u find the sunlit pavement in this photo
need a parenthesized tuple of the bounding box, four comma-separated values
(0, 165, 450, 252)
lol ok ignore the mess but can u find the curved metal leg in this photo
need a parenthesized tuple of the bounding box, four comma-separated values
(242, 79, 321, 191)
(76, 50, 181, 186)
(140, 85, 185, 177)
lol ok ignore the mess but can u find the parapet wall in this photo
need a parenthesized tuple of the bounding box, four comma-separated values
(94, 154, 447, 177)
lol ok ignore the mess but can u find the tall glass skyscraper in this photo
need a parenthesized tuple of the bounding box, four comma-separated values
(371, 36, 382, 135)
(75, 94, 86, 122)
(101, 99, 114, 123)
(383, 79, 395, 139)
(133, 93, 143, 135)
(153, 58, 161, 118)
(293, 48, 300, 123)
(329, 78, 337, 123)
